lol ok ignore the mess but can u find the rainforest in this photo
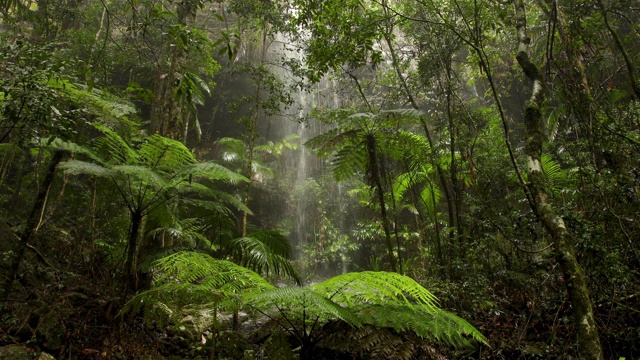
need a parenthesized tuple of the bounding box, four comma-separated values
(1, 0, 639, 359)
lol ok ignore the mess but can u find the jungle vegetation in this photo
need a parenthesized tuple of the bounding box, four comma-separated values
(1, 0, 639, 359)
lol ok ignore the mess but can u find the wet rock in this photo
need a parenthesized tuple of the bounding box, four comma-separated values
(36, 352, 56, 360)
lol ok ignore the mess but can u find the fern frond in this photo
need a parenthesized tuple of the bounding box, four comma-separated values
(152, 251, 274, 292)
(49, 79, 137, 124)
(47, 138, 102, 163)
(244, 287, 362, 328)
(332, 144, 366, 181)
(93, 123, 139, 164)
(541, 154, 570, 194)
(419, 184, 441, 218)
(111, 164, 170, 188)
(306, 128, 361, 157)
(139, 134, 196, 171)
(392, 172, 416, 203)
(59, 159, 111, 177)
(179, 186, 253, 215)
(357, 305, 487, 347)
(180, 162, 249, 184)
(312, 271, 439, 310)
(118, 283, 228, 327)
(228, 231, 301, 284)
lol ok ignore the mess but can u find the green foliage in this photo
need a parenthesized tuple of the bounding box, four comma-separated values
(229, 230, 301, 284)
(288, 0, 385, 82)
(120, 251, 274, 327)
(245, 271, 487, 352)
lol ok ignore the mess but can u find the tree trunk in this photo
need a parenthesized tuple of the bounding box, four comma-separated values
(366, 134, 397, 273)
(149, 0, 197, 140)
(125, 209, 143, 291)
(514, 2, 604, 359)
(3, 150, 64, 300)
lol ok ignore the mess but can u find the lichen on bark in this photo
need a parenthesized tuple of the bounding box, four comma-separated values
(513, 1, 604, 359)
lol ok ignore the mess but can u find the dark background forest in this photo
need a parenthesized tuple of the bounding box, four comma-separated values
(1, 0, 639, 359)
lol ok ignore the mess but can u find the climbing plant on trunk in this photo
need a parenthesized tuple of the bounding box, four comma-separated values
(514, 1, 604, 358)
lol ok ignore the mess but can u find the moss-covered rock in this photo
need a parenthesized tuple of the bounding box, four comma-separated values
(0, 345, 37, 360)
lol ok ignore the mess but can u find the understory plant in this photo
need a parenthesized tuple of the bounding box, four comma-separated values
(122, 251, 487, 359)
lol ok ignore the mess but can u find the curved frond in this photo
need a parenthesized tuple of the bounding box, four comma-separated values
(112, 164, 170, 188)
(229, 231, 301, 284)
(59, 159, 111, 177)
(180, 162, 249, 184)
(93, 123, 139, 164)
(139, 134, 196, 171)
(357, 305, 488, 347)
(179, 185, 253, 214)
(47, 138, 102, 162)
(312, 271, 439, 310)
(332, 144, 367, 181)
(244, 287, 362, 328)
(152, 251, 274, 292)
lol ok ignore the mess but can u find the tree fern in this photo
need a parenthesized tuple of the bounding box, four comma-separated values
(120, 251, 273, 327)
(243, 271, 486, 358)
(56, 126, 251, 290)
(245, 286, 363, 329)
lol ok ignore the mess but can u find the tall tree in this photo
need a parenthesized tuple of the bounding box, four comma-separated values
(514, 1, 604, 358)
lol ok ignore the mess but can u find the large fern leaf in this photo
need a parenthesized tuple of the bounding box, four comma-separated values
(59, 159, 111, 177)
(179, 162, 249, 185)
(152, 251, 273, 291)
(228, 231, 301, 284)
(357, 305, 487, 347)
(312, 271, 439, 310)
(93, 123, 139, 164)
(121, 252, 274, 327)
(244, 287, 362, 328)
(139, 134, 196, 171)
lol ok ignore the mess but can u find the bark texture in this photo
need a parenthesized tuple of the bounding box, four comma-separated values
(149, 0, 197, 141)
(514, 2, 604, 359)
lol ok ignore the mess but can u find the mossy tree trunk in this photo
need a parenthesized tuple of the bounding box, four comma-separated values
(149, 0, 197, 141)
(514, 2, 604, 359)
